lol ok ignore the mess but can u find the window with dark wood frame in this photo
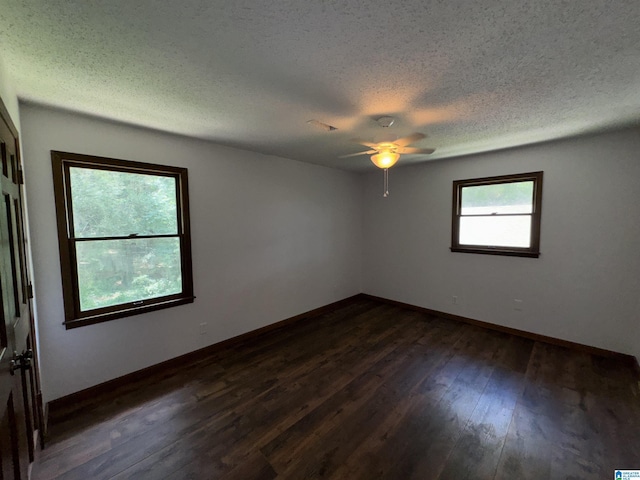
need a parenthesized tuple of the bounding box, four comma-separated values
(451, 171, 543, 258)
(51, 151, 194, 329)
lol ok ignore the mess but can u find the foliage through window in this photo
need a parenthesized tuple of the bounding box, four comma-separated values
(451, 171, 543, 257)
(52, 151, 194, 328)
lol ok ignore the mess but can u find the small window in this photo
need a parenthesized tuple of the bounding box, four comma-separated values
(451, 171, 543, 258)
(51, 151, 194, 328)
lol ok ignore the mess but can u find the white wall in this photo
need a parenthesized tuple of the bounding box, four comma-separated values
(363, 128, 640, 362)
(20, 104, 363, 403)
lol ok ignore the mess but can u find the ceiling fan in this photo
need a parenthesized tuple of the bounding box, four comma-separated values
(340, 132, 435, 168)
(341, 129, 436, 197)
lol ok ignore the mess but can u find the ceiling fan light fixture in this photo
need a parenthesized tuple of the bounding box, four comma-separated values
(370, 151, 400, 169)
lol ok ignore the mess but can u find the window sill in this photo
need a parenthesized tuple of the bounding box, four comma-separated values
(63, 296, 196, 329)
(450, 247, 540, 258)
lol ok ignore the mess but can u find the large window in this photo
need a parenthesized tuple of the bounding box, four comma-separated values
(451, 171, 543, 258)
(52, 151, 194, 328)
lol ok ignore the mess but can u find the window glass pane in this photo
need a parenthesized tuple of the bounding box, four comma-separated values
(461, 181, 533, 215)
(76, 237, 182, 311)
(459, 215, 531, 248)
(70, 167, 178, 238)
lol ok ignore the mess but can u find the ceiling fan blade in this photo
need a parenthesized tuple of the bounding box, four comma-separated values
(398, 147, 436, 155)
(394, 132, 426, 147)
(350, 138, 379, 148)
(339, 150, 376, 158)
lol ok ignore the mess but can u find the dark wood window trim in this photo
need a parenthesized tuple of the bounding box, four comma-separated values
(51, 151, 194, 329)
(451, 171, 543, 258)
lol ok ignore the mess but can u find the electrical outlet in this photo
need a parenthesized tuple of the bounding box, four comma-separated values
(513, 299, 523, 311)
(199, 322, 207, 335)
(452, 295, 459, 305)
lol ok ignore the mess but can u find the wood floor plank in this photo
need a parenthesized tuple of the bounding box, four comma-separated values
(32, 298, 640, 480)
(271, 346, 442, 477)
(325, 315, 466, 479)
(494, 343, 561, 480)
(436, 335, 534, 480)
(376, 327, 507, 480)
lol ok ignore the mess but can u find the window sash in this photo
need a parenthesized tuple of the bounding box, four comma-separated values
(63, 162, 185, 240)
(68, 165, 180, 238)
(73, 236, 184, 313)
(458, 214, 533, 248)
(460, 180, 534, 215)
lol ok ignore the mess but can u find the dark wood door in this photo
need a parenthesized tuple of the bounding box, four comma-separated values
(0, 97, 41, 479)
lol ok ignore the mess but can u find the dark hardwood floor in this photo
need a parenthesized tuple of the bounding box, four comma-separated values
(33, 298, 640, 479)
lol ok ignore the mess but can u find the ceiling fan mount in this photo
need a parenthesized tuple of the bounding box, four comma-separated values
(376, 116, 395, 128)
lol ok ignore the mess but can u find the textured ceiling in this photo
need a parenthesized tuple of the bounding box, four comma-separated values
(1, 0, 639, 171)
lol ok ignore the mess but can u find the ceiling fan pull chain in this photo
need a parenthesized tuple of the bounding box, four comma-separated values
(383, 168, 389, 197)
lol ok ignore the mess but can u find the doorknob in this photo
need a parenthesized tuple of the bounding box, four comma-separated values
(9, 350, 32, 376)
